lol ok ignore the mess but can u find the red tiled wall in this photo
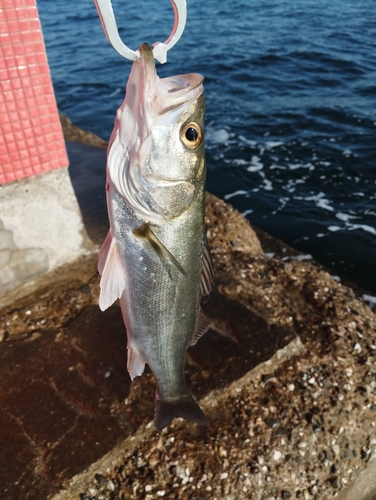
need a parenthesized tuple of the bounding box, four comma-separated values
(0, 0, 68, 185)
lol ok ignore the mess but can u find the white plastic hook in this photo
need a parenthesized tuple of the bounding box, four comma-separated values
(93, 0, 187, 64)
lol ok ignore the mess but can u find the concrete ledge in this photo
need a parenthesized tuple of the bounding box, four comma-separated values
(0, 168, 94, 306)
(337, 453, 376, 500)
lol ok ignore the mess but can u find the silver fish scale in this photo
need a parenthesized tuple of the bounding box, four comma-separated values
(110, 183, 206, 400)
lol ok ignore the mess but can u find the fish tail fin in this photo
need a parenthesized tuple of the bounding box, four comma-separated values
(154, 393, 208, 431)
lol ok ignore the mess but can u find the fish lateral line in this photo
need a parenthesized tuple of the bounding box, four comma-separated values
(132, 223, 187, 276)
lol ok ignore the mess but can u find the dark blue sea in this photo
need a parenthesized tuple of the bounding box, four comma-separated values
(37, 0, 376, 295)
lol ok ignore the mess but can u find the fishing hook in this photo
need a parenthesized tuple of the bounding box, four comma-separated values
(93, 0, 187, 64)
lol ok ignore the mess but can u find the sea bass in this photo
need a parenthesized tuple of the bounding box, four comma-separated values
(98, 43, 214, 430)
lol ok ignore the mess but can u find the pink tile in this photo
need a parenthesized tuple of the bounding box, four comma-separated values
(23, 127, 34, 139)
(0, 67, 9, 79)
(29, 146, 39, 157)
(31, 75, 42, 86)
(23, 166, 35, 177)
(7, 67, 19, 79)
(28, 64, 39, 75)
(19, 148, 29, 159)
(14, 130, 24, 142)
(13, 88, 24, 101)
(8, 150, 21, 162)
(20, 30, 32, 43)
(16, 51, 30, 67)
(8, 111, 19, 122)
(23, 84, 34, 98)
(10, 31, 23, 45)
(32, 41, 44, 53)
(12, 43, 25, 55)
(4, 8, 17, 21)
(35, 52, 46, 64)
(10, 77, 23, 90)
(0, 0, 68, 183)
(18, 20, 30, 32)
(1, 80, 12, 92)
(1, 122, 13, 135)
(25, 53, 37, 65)
(6, 20, 19, 33)
(18, 108, 29, 120)
(4, 132, 15, 143)
(24, 41, 34, 54)
(3, 91, 14, 102)
(0, 33, 11, 45)
(2, 45, 14, 57)
(28, 19, 40, 31)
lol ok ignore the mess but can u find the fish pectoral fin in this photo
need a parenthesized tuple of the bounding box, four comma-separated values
(133, 224, 186, 276)
(98, 233, 126, 311)
(190, 310, 211, 346)
(97, 228, 112, 275)
(200, 236, 215, 296)
(127, 346, 146, 381)
(154, 392, 208, 430)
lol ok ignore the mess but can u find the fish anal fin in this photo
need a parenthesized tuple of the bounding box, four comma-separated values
(133, 224, 186, 276)
(98, 235, 126, 311)
(127, 346, 146, 381)
(200, 237, 215, 296)
(190, 310, 211, 346)
(154, 392, 208, 431)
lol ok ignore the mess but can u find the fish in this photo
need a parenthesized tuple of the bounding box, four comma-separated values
(97, 43, 215, 430)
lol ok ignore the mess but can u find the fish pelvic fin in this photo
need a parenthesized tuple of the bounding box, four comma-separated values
(98, 229, 126, 311)
(154, 392, 208, 431)
(133, 223, 186, 276)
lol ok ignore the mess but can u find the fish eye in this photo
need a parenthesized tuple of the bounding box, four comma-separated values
(180, 122, 203, 149)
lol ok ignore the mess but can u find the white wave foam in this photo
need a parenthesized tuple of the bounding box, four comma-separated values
(328, 223, 376, 235)
(246, 156, 263, 172)
(265, 141, 283, 149)
(224, 190, 248, 200)
(288, 162, 314, 171)
(363, 294, 376, 304)
(233, 159, 248, 166)
(242, 209, 253, 216)
(206, 128, 230, 144)
(270, 164, 287, 170)
(295, 192, 334, 212)
(262, 179, 273, 191)
(336, 212, 357, 222)
(283, 254, 313, 261)
(316, 199, 334, 211)
(347, 223, 376, 235)
(239, 135, 257, 147)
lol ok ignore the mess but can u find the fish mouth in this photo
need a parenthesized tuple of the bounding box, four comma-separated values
(136, 43, 204, 112)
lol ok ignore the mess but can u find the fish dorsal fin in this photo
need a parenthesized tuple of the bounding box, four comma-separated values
(190, 310, 211, 346)
(127, 346, 146, 381)
(200, 237, 215, 296)
(133, 224, 186, 276)
(98, 231, 126, 311)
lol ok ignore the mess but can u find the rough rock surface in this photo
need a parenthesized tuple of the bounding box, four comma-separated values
(0, 117, 375, 499)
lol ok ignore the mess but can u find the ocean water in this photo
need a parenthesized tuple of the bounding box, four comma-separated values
(37, 0, 376, 294)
